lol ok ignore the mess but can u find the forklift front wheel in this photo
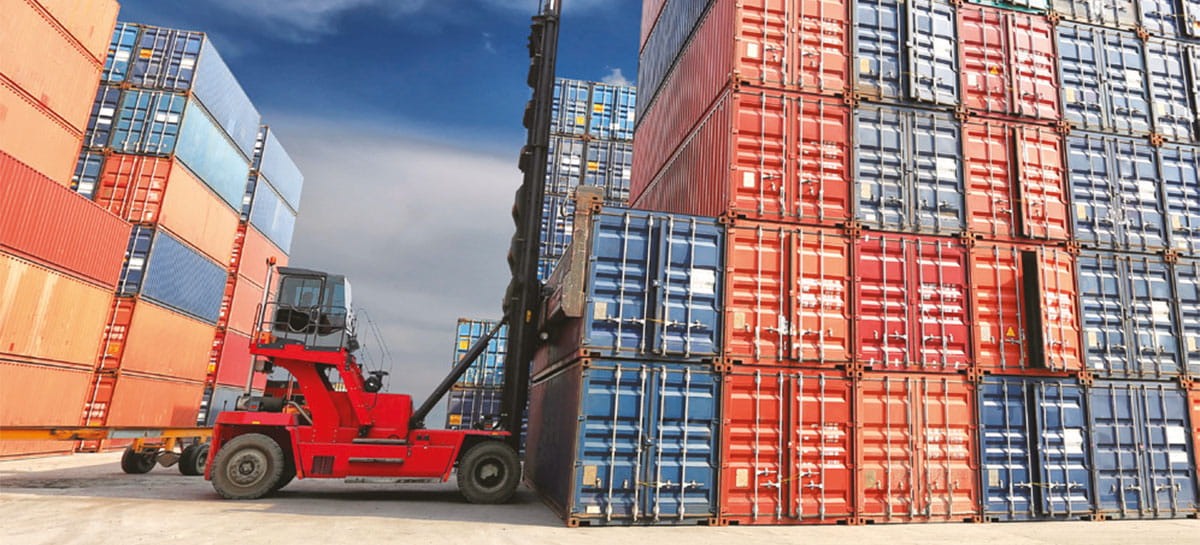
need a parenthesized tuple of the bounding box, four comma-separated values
(457, 441, 520, 504)
(211, 434, 285, 500)
(120, 447, 157, 474)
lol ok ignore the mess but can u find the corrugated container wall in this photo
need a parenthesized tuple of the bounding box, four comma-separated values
(118, 226, 227, 324)
(0, 253, 113, 368)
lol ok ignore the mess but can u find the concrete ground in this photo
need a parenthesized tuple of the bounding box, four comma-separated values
(1, 453, 1197, 545)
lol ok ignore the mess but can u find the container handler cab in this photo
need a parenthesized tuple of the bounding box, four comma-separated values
(205, 267, 520, 503)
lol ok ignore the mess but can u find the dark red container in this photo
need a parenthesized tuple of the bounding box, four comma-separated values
(0, 150, 130, 289)
(958, 5, 1059, 122)
(634, 89, 851, 225)
(969, 241, 1083, 375)
(725, 221, 851, 367)
(855, 373, 980, 524)
(853, 232, 972, 373)
(720, 367, 855, 525)
(963, 118, 1069, 242)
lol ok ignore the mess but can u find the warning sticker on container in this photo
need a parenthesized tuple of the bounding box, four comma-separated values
(747, 42, 760, 60)
(1064, 429, 1084, 455)
(1139, 180, 1157, 200)
(1152, 301, 1171, 321)
(576, 115, 586, 125)
(736, 468, 749, 488)
(1006, 326, 1017, 338)
(1171, 451, 1189, 464)
(1076, 203, 1089, 219)
(1168, 426, 1187, 445)
(860, 58, 872, 75)
(743, 171, 757, 189)
(593, 302, 608, 321)
(459, 340, 469, 350)
(139, 48, 153, 59)
(1066, 88, 1076, 103)
(1189, 336, 1199, 352)
(586, 505, 601, 514)
(691, 269, 717, 296)
(593, 103, 605, 113)
(114, 50, 131, 62)
(988, 470, 1001, 488)
(588, 161, 600, 171)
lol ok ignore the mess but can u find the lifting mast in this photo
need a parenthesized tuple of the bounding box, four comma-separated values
(409, 0, 562, 446)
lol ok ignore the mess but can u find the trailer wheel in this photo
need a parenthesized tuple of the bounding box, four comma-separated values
(210, 434, 285, 500)
(179, 443, 209, 476)
(457, 441, 520, 504)
(120, 447, 156, 474)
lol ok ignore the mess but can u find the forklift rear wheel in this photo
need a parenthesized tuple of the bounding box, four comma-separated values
(272, 458, 296, 492)
(120, 447, 156, 474)
(211, 434, 285, 500)
(179, 443, 209, 476)
(457, 441, 520, 504)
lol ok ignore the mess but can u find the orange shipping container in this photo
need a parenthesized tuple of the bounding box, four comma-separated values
(34, 0, 120, 64)
(226, 275, 265, 336)
(0, 0, 104, 130)
(0, 252, 111, 367)
(0, 360, 91, 458)
(94, 154, 240, 264)
(99, 373, 205, 427)
(214, 332, 254, 388)
(238, 224, 289, 284)
(100, 298, 218, 383)
(0, 77, 81, 184)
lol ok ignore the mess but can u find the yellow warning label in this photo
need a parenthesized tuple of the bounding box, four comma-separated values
(459, 340, 470, 350)
(588, 161, 600, 171)
(448, 414, 462, 426)
(989, 65, 1001, 75)
(593, 103, 605, 113)
(106, 343, 121, 355)
(139, 48, 153, 59)
(1006, 327, 1017, 338)
(575, 115, 586, 125)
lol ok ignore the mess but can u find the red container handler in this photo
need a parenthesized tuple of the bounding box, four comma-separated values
(720, 367, 854, 525)
(634, 0, 851, 201)
(969, 241, 1083, 375)
(725, 221, 852, 367)
(963, 118, 1069, 242)
(957, 5, 1060, 122)
(634, 88, 851, 225)
(854, 372, 980, 524)
(0, 150, 130, 289)
(853, 231, 973, 373)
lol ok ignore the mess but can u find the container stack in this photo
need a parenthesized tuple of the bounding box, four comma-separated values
(444, 319, 508, 430)
(524, 0, 1200, 526)
(0, 0, 122, 458)
(70, 23, 285, 438)
(540, 78, 637, 281)
(202, 125, 302, 425)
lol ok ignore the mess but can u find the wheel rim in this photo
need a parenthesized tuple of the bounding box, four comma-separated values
(226, 448, 269, 488)
(193, 448, 208, 474)
(474, 456, 507, 491)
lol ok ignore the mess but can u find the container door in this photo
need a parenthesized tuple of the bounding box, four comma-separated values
(979, 379, 1036, 520)
(540, 195, 575, 260)
(551, 79, 591, 137)
(1173, 259, 1200, 376)
(130, 28, 202, 92)
(794, 0, 851, 93)
(794, 229, 852, 364)
(905, 0, 959, 106)
(1035, 247, 1084, 373)
(1077, 253, 1133, 376)
(855, 0, 903, 100)
(584, 140, 634, 203)
(725, 224, 795, 365)
(1090, 383, 1150, 517)
(1125, 256, 1181, 378)
(1101, 30, 1152, 136)
(1140, 0, 1183, 36)
(959, 7, 1009, 117)
(117, 226, 155, 296)
(732, 93, 789, 220)
(1057, 25, 1106, 133)
(854, 235, 913, 368)
(1033, 380, 1092, 518)
(1185, 2, 1200, 38)
(970, 245, 1029, 374)
(911, 110, 964, 235)
(546, 136, 586, 195)
(83, 86, 123, 149)
(587, 212, 653, 357)
(1140, 384, 1198, 516)
(1145, 40, 1196, 142)
(1010, 12, 1059, 120)
(1014, 126, 1069, 241)
(639, 365, 718, 521)
(1159, 145, 1200, 255)
(653, 214, 723, 359)
(911, 238, 971, 371)
(854, 107, 909, 231)
(793, 97, 852, 225)
(962, 120, 1013, 239)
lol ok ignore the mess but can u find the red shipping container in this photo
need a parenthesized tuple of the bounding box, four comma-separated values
(238, 224, 289, 286)
(224, 275, 265, 336)
(90, 372, 205, 427)
(0, 252, 112, 368)
(0, 360, 90, 458)
(94, 154, 240, 265)
(0, 77, 81, 184)
(0, 150, 130, 289)
(634, 0, 851, 201)
(725, 222, 851, 367)
(958, 5, 1059, 122)
(963, 119, 1069, 241)
(970, 242, 1083, 375)
(720, 367, 854, 525)
(214, 331, 257, 388)
(35, 0, 121, 64)
(0, 0, 104, 131)
(96, 297, 217, 382)
(854, 232, 973, 373)
(855, 373, 980, 524)
(635, 89, 851, 224)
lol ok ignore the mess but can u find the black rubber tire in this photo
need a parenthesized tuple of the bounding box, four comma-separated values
(120, 447, 156, 474)
(457, 441, 520, 504)
(272, 457, 296, 492)
(178, 443, 209, 476)
(210, 434, 285, 500)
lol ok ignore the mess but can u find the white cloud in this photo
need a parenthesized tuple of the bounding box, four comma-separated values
(601, 67, 632, 86)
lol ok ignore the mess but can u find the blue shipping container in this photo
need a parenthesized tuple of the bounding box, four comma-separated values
(1089, 381, 1198, 519)
(81, 86, 123, 150)
(546, 135, 587, 195)
(119, 227, 227, 324)
(855, 0, 959, 106)
(1159, 144, 1200, 255)
(546, 136, 632, 204)
(1176, 259, 1200, 373)
(451, 319, 509, 389)
(537, 257, 558, 283)
(257, 127, 304, 212)
(636, 0, 716, 120)
(978, 377, 1094, 521)
(589, 84, 637, 141)
(1057, 24, 1151, 136)
(1067, 133, 1167, 253)
(1144, 39, 1195, 143)
(102, 23, 140, 83)
(1138, 0, 1193, 36)
(445, 388, 503, 430)
(248, 181, 297, 254)
(1052, 0, 1138, 29)
(551, 79, 591, 137)
(72, 151, 106, 198)
(854, 105, 964, 235)
(541, 194, 575, 260)
(525, 361, 719, 525)
(1077, 252, 1186, 379)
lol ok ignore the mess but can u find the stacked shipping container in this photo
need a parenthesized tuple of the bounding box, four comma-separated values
(0, 0, 122, 458)
(524, 0, 1200, 526)
(445, 319, 508, 430)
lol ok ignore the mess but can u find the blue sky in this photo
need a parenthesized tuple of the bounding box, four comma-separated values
(114, 0, 641, 417)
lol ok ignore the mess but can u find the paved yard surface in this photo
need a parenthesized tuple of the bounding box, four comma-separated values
(1, 452, 1197, 545)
